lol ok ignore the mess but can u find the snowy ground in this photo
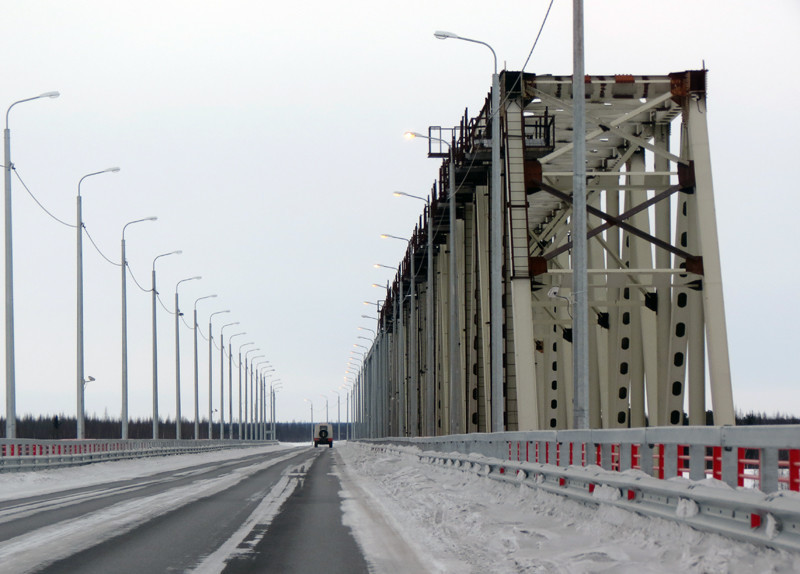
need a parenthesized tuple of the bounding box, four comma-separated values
(335, 442, 799, 574)
(0, 442, 797, 573)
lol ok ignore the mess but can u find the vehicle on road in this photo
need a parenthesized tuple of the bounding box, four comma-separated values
(313, 423, 333, 448)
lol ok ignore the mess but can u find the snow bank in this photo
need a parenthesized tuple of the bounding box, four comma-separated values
(337, 442, 798, 573)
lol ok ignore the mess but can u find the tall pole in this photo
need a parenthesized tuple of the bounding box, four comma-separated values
(228, 332, 246, 438)
(238, 342, 254, 439)
(432, 32, 502, 430)
(175, 276, 201, 439)
(572, 0, 589, 429)
(219, 321, 238, 439)
(194, 308, 199, 437)
(151, 268, 158, 438)
(175, 292, 180, 438)
(193, 295, 216, 438)
(489, 67, 503, 434)
(207, 310, 230, 438)
(77, 167, 120, 439)
(4, 91, 59, 440)
(152, 250, 181, 439)
(121, 217, 156, 439)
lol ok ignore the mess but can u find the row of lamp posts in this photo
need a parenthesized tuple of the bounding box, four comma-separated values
(4, 91, 281, 440)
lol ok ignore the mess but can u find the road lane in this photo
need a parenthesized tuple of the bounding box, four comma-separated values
(0, 447, 305, 543)
(221, 449, 369, 574)
(31, 449, 315, 573)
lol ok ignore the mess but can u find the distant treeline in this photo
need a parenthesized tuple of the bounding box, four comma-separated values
(0, 415, 350, 442)
(0, 412, 796, 440)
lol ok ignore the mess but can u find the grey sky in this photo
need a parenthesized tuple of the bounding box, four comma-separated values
(1, 0, 798, 424)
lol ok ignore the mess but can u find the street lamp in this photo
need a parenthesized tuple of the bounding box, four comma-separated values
(253, 360, 271, 440)
(331, 389, 341, 441)
(304, 398, 314, 440)
(220, 321, 239, 439)
(193, 294, 217, 439)
(175, 275, 201, 439)
(228, 331, 246, 438)
(406, 130, 462, 435)
(76, 166, 120, 439)
(4, 90, 59, 439)
(208, 309, 230, 439)
(394, 188, 436, 436)
(358, 326, 376, 336)
(243, 348, 261, 439)
(120, 216, 157, 439)
(238, 341, 255, 439)
(270, 381, 283, 440)
(433, 29, 503, 432)
(373, 263, 397, 271)
(151, 250, 181, 438)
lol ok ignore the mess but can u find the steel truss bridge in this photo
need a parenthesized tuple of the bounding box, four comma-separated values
(354, 69, 735, 438)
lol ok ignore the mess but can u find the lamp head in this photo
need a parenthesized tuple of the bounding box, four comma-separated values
(105, 167, 121, 173)
(434, 30, 459, 40)
(40, 91, 60, 99)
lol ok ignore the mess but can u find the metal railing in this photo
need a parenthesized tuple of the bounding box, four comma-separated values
(0, 438, 277, 472)
(360, 427, 800, 553)
(369, 425, 800, 495)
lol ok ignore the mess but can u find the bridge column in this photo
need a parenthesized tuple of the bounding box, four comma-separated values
(684, 81, 734, 425)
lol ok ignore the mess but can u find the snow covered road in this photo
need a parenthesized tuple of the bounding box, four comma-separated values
(0, 441, 797, 573)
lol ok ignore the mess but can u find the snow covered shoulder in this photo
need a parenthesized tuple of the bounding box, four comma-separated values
(335, 442, 797, 573)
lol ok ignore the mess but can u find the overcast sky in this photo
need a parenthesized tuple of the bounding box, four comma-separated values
(1, 1, 798, 426)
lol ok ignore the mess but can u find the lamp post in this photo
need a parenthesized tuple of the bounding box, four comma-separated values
(120, 216, 157, 439)
(249, 356, 266, 438)
(219, 321, 239, 439)
(406, 130, 462, 435)
(243, 348, 261, 439)
(208, 309, 230, 438)
(238, 342, 255, 439)
(304, 398, 314, 440)
(77, 167, 120, 439)
(434, 30, 503, 432)
(382, 232, 418, 436)
(394, 190, 435, 436)
(193, 294, 217, 439)
(175, 275, 201, 439)
(270, 382, 283, 440)
(331, 389, 341, 441)
(253, 360, 271, 439)
(4, 90, 59, 439)
(151, 250, 181, 438)
(228, 331, 246, 438)
(571, 0, 589, 429)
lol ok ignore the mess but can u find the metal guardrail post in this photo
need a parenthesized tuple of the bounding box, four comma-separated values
(689, 444, 705, 480)
(761, 448, 779, 494)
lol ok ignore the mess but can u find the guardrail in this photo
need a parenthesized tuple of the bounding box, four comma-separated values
(361, 431, 800, 553)
(369, 425, 800, 494)
(0, 438, 277, 472)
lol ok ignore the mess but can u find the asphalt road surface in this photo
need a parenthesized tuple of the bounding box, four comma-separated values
(0, 446, 370, 573)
